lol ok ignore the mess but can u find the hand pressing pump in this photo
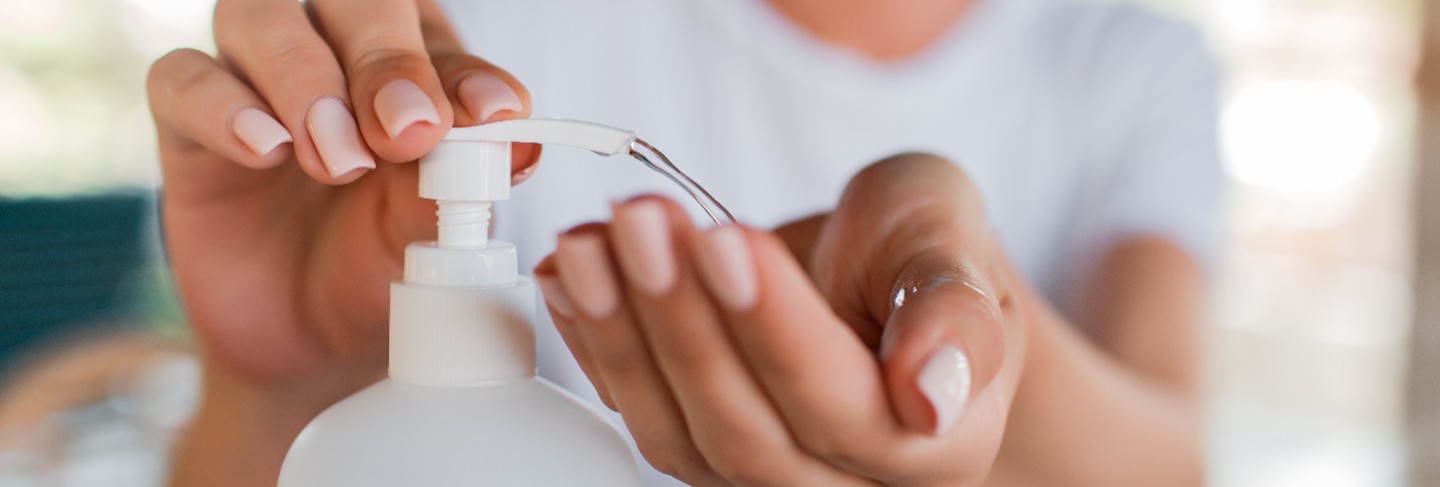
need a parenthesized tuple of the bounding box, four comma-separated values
(277, 120, 649, 486)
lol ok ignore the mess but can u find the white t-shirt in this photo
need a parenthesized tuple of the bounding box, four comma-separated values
(440, 0, 1221, 484)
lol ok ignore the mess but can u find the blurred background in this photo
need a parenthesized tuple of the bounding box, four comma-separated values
(0, 0, 1428, 485)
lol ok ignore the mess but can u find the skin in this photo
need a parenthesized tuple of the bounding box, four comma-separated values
(151, 0, 1204, 485)
(767, 0, 976, 60)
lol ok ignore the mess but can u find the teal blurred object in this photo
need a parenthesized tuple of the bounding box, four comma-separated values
(0, 193, 149, 365)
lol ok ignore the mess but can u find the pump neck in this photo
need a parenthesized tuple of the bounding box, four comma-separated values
(436, 200, 493, 248)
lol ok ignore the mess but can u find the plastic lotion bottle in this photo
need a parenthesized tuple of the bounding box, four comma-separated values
(277, 120, 645, 486)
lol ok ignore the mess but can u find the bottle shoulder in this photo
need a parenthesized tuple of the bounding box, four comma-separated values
(278, 378, 640, 486)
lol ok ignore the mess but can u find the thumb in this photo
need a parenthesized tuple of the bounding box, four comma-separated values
(879, 254, 1006, 437)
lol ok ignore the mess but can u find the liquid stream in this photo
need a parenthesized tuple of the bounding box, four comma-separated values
(628, 139, 736, 226)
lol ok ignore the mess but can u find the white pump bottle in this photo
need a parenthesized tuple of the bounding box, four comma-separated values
(276, 119, 644, 486)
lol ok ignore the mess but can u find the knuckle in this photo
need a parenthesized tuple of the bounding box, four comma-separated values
(636, 444, 702, 482)
(857, 152, 969, 189)
(428, 50, 492, 79)
(426, 49, 489, 69)
(879, 151, 957, 171)
(211, 0, 284, 50)
(604, 346, 650, 377)
(695, 426, 796, 487)
(663, 344, 729, 379)
(210, 0, 236, 23)
(841, 152, 984, 218)
(705, 448, 784, 487)
(799, 429, 871, 470)
(147, 49, 220, 101)
(349, 47, 431, 80)
(265, 39, 335, 71)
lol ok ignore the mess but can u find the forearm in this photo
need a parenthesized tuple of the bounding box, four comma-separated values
(170, 392, 304, 486)
(986, 285, 1203, 486)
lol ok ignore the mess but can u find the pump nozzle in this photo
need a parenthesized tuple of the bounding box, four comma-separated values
(418, 119, 642, 249)
(421, 118, 735, 250)
(454, 119, 734, 226)
(444, 118, 636, 156)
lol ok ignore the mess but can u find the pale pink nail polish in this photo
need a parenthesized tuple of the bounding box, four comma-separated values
(306, 97, 376, 178)
(512, 163, 538, 185)
(374, 79, 440, 139)
(614, 200, 677, 296)
(556, 232, 623, 318)
(696, 226, 758, 310)
(232, 108, 291, 157)
(536, 274, 578, 319)
(918, 344, 972, 436)
(458, 73, 523, 123)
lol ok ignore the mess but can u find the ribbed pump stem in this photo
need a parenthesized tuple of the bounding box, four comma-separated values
(436, 200, 492, 249)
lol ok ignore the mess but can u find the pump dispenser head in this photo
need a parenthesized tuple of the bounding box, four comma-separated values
(392, 119, 653, 386)
(423, 118, 736, 228)
(419, 119, 635, 247)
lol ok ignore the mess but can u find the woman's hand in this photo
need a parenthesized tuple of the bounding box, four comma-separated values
(148, 2, 535, 484)
(149, 0, 534, 387)
(536, 154, 1026, 486)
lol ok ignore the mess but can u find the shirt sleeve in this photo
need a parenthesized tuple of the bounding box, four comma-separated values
(1069, 9, 1225, 269)
(1040, 6, 1224, 319)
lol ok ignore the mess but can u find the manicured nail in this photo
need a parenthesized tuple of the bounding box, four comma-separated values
(614, 200, 677, 296)
(458, 73, 523, 123)
(696, 226, 758, 310)
(512, 162, 538, 185)
(232, 108, 291, 157)
(918, 344, 971, 436)
(306, 97, 376, 178)
(374, 79, 440, 139)
(555, 232, 622, 318)
(536, 274, 578, 319)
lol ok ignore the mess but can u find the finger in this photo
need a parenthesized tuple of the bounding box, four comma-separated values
(147, 49, 292, 171)
(432, 59, 539, 179)
(215, 0, 374, 183)
(415, 0, 540, 179)
(552, 225, 720, 484)
(308, 0, 451, 163)
(534, 255, 615, 411)
(608, 197, 878, 486)
(508, 145, 543, 186)
(879, 252, 1006, 437)
(691, 224, 905, 475)
(414, 0, 529, 126)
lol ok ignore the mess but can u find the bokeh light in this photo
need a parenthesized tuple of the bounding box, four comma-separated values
(0, 0, 70, 38)
(0, 67, 48, 153)
(1221, 80, 1382, 197)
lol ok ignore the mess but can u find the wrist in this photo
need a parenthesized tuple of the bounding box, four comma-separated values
(991, 286, 1203, 486)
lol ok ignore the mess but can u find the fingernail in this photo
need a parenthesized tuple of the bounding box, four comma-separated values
(458, 73, 523, 123)
(918, 344, 971, 436)
(696, 226, 758, 310)
(374, 79, 440, 139)
(306, 97, 376, 178)
(232, 108, 291, 157)
(512, 162, 538, 185)
(536, 274, 578, 319)
(614, 200, 677, 296)
(555, 232, 622, 318)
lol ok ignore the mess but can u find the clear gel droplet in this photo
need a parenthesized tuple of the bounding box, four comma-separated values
(629, 138, 736, 226)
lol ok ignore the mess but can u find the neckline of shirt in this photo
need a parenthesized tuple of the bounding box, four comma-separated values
(694, 0, 1042, 102)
